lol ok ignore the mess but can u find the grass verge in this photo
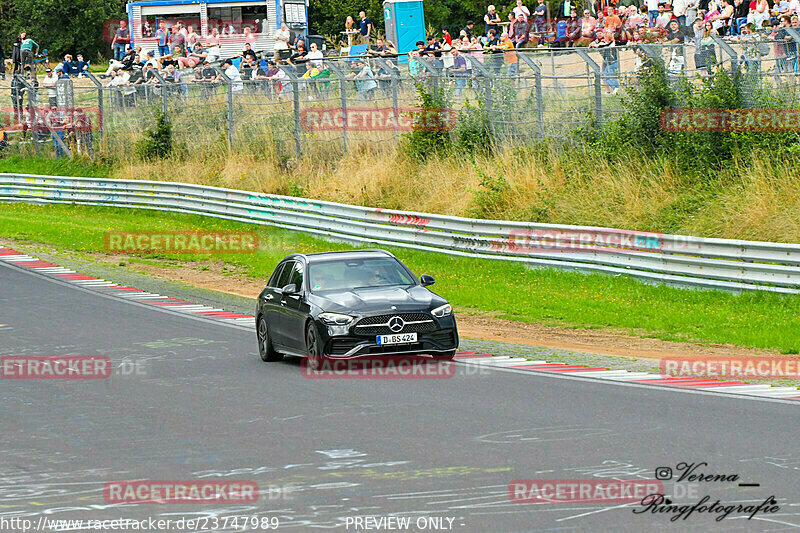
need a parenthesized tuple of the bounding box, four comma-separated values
(1, 202, 798, 353)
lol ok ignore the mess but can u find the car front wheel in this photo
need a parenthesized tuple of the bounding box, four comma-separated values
(257, 316, 282, 362)
(431, 350, 456, 361)
(306, 322, 327, 370)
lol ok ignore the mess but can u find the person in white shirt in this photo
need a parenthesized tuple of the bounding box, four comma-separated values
(512, 0, 531, 21)
(306, 42, 324, 69)
(672, 0, 690, 26)
(42, 68, 58, 107)
(222, 58, 243, 91)
(273, 22, 291, 60)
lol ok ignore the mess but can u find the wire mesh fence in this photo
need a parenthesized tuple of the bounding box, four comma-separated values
(5, 37, 800, 160)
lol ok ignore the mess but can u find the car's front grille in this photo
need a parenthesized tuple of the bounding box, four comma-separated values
(354, 313, 436, 335)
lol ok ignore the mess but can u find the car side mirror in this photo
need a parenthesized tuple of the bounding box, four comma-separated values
(420, 275, 435, 287)
(281, 283, 298, 294)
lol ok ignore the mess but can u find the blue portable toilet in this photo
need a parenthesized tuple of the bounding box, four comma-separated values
(383, 0, 425, 62)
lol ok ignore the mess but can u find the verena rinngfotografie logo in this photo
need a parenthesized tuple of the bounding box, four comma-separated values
(300, 107, 456, 132)
(1, 356, 112, 379)
(661, 108, 800, 132)
(660, 357, 800, 380)
(301, 356, 458, 379)
(103, 481, 259, 504)
(104, 231, 258, 255)
(509, 479, 664, 503)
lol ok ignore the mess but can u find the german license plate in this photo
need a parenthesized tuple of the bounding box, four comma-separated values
(376, 333, 417, 345)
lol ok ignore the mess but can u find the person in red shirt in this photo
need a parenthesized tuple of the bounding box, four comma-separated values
(442, 27, 452, 45)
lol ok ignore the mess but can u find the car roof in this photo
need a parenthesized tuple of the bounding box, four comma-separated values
(290, 249, 395, 263)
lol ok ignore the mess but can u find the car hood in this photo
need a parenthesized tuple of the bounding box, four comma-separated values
(311, 285, 445, 315)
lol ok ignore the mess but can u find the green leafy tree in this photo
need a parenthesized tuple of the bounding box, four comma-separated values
(2, 0, 126, 61)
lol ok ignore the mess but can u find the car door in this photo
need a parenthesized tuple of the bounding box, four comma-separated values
(267, 261, 294, 348)
(280, 260, 309, 351)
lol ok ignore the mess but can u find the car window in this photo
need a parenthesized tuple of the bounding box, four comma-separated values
(276, 261, 295, 288)
(268, 263, 287, 287)
(288, 261, 304, 291)
(309, 257, 416, 292)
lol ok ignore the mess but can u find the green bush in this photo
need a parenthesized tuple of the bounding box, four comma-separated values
(589, 61, 800, 171)
(402, 81, 452, 161)
(136, 112, 173, 160)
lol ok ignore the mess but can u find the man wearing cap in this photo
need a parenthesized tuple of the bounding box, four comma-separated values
(462, 20, 476, 39)
(42, 68, 58, 108)
(485, 5, 502, 36)
(577, 9, 597, 45)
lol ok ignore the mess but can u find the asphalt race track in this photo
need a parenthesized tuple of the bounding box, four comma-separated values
(2, 260, 800, 532)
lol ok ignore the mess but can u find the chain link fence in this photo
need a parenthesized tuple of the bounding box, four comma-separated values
(4, 35, 800, 160)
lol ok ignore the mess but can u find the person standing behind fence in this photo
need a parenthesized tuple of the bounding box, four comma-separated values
(590, 29, 620, 94)
(112, 20, 130, 61)
(20, 34, 38, 73)
(42, 68, 58, 108)
(359, 11, 373, 42)
(274, 22, 291, 60)
(485, 5, 502, 36)
(156, 22, 170, 57)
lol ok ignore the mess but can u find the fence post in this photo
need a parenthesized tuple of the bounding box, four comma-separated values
(416, 57, 442, 97)
(17, 75, 73, 158)
(214, 67, 234, 148)
(711, 34, 739, 73)
(464, 54, 495, 139)
(278, 65, 302, 158)
(517, 53, 544, 138)
(375, 57, 399, 145)
(148, 69, 169, 121)
(83, 72, 104, 142)
(15, 75, 40, 156)
(326, 61, 350, 153)
(575, 49, 603, 128)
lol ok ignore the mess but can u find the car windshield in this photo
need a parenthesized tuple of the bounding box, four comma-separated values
(308, 257, 416, 292)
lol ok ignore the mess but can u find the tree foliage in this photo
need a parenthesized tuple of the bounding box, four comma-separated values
(1, 0, 126, 61)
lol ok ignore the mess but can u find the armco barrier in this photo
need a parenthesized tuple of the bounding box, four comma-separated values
(1, 173, 799, 294)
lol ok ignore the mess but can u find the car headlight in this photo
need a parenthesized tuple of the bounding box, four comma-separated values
(319, 312, 354, 326)
(431, 304, 453, 318)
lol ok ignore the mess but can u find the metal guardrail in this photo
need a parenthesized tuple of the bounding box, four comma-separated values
(1, 173, 799, 294)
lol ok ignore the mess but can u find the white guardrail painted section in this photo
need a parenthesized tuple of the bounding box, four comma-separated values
(2, 173, 800, 294)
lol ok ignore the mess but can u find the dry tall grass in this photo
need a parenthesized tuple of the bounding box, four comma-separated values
(112, 144, 800, 243)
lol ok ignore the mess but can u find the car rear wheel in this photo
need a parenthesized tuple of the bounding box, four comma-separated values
(306, 322, 327, 370)
(257, 316, 282, 362)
